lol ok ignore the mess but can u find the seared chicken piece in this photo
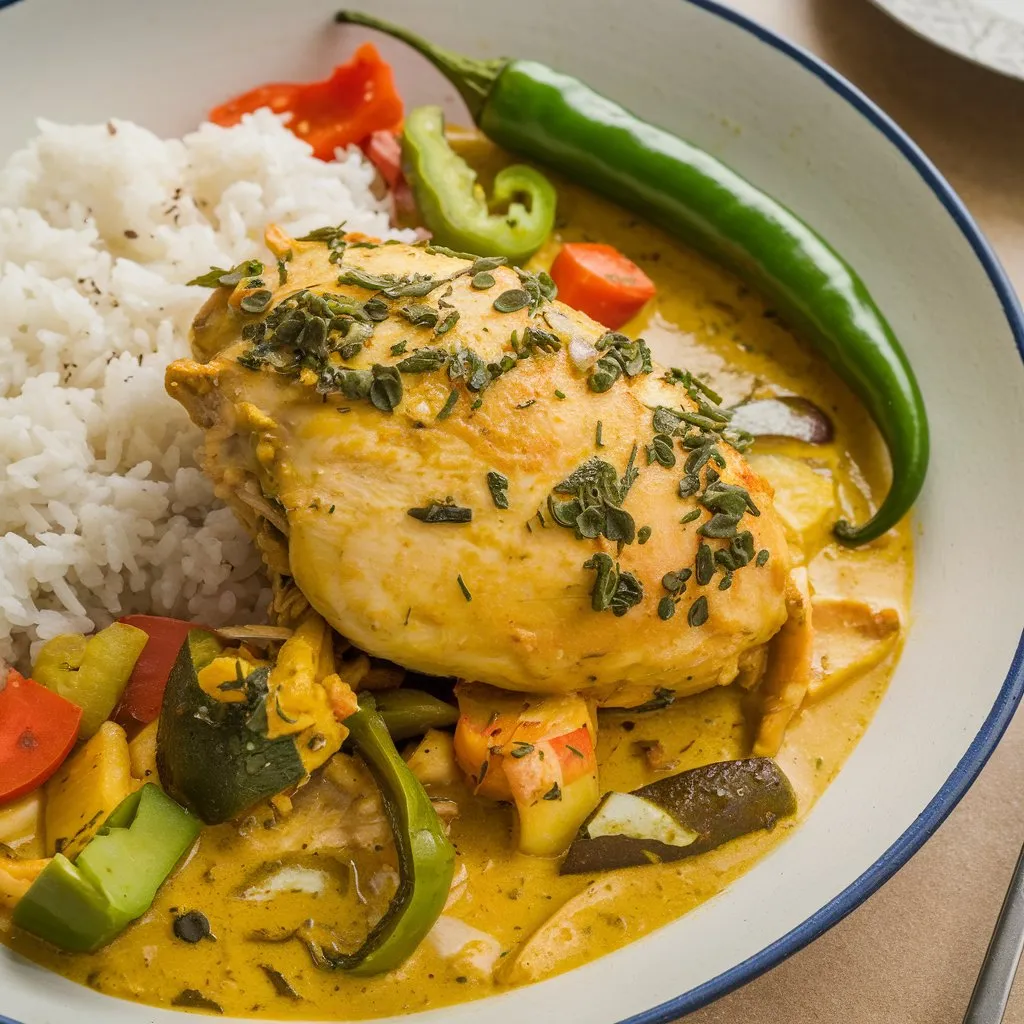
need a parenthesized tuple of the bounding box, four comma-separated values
(167, 230, 791, 706)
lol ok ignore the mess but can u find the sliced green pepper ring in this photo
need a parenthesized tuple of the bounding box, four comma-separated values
(402, 105, 556, 264)
(327, 692, 455, 975)
(12, 783, 200, 953)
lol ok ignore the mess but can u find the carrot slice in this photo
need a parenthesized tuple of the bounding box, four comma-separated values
(550, 242, 656, 330)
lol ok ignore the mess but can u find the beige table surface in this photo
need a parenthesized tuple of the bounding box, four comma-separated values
(680, 3, 1024, 1023)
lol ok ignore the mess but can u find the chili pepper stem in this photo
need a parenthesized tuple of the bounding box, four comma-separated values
(335, 11, 503, 122)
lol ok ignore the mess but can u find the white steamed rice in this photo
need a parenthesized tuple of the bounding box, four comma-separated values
(0, 109, 410, 665)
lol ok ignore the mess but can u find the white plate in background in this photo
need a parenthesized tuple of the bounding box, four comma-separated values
(1, 0, 1024, 1022)
(870, 0, 1024, 78)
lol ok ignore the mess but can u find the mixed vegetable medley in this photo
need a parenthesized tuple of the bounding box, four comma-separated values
(0, 12, 925, 1018)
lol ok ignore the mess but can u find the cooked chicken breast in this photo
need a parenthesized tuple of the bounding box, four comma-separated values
(167, 229, 791, 706)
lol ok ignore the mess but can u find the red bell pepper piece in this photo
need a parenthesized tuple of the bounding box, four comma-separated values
(0, 669, 82, 803)
(113, 616, 204, 727)
(208, 43, 403, 161)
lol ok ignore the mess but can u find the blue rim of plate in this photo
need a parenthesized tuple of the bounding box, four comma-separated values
(1, 0, 1024, 1023)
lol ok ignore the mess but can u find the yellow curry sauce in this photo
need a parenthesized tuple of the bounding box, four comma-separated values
(0, 142, 912, 1018)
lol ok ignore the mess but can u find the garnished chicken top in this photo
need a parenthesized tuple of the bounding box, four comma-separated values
(166, 228, 791, 707)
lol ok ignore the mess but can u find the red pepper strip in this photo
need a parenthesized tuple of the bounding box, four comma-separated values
(0, 669, 82, 804)
(208, 43, 403, 161)
(363, 129, 404, 189)
(113, 616, 203, 727)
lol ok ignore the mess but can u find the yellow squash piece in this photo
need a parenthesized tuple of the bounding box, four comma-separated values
(44, 721, 136, 859)
(748, 453, 835, 560)
(405, 729, 461, 788)
(32, 622, 149, 738)
(0, 855, 49, 911)
(806, 598, 902, 703)
(0, 791, 45, 858)
(128, 720, 160, 785)
(266, 613, 353, 774)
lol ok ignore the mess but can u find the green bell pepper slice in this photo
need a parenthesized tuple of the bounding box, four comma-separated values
(373, 688, 459, 742)
(401, 105, 556, 264)
(325, 692, 455, 975)
(13, 783, 200, 952)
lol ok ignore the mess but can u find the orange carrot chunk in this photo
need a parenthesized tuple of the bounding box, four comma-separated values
(550, 242, 656, 330)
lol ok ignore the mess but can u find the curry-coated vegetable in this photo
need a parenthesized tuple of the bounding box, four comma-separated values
(401, 105, 556, 264)
(323, 692, 455, 975)
(372, 687, 459, 742)
(335, 11, 929, 545)
(156, 631, 306, 824)
(32, 622, 148, 738)
(14, 784, 200, 952)
(560, 757, 796, 875)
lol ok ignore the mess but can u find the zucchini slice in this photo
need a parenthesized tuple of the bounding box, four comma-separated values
(157, 631, 306, 824)
(560, 757, 796, 875)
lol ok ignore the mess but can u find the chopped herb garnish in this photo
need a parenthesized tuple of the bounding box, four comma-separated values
(542, 782, 562, 801)
(457, 574, 472, 602)
(756, 548, 771, 567)
(493, 289, 531, 313)
(408, 500, 472, 524)
(661, 568, 692, 593)
(583, 552, 644, 616)
(588, 331, 653, 393)
(554, 389, 566, 400)
(510, 741, 534, 759)
(680, 509, 701, 524)
(437, 389, 459, 420)
(515, 399, 536, 410)
(368, 364, 402, 412)
(188, 258, 264, 288)
(596, 421, 604, 447)
(471, 271, 496, 289)
(566, 744, 585, 759)
(688, 595, 709, 627)
(486, 471, 510, 509)
(657, 596, 676, 620)
(390, 340, 408, 356)
(695, 543, 715, 586)
(435, 308, 460, 335)
(646, 433, 676, 468)
(634, 686, 676, 712)
(239, 289, 273, 314)
(470, 256, 508, 274)
(396, 347, 448, 373)
(276, 254, 291, 286)
(637, 525, 652, 544)
(400, 303, 439, 328)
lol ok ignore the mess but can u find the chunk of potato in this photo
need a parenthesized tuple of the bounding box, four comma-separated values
(806, 598, 902, 703)
(405, 729, 461, 788)
(748, 453, 835, 557)
(44, 721, 135, 858)
(0, 791, 45, 858)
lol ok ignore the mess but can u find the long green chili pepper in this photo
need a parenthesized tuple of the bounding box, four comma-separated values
(335, 11, 929, 545)
(328, 692, 454, 975)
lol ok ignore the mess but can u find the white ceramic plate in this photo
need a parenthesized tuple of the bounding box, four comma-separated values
(2, 1, 1024, 1022)
(869, 0, 1024, 79)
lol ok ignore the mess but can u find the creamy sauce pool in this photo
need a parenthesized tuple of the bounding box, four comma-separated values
(0, 143, 912, 1018)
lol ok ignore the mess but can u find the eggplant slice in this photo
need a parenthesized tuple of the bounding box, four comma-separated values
(560, 757, 796, 874)
(730, 397, 834, 444)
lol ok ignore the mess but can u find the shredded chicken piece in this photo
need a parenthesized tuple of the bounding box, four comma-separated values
(753, 568, 813, 757)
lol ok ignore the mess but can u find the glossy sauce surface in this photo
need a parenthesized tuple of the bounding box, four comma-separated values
(0, 143, 912, 1019)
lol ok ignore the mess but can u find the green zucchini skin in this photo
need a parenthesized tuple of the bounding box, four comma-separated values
(156, 631, 306, 825)
(560, 757, 796, 875)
